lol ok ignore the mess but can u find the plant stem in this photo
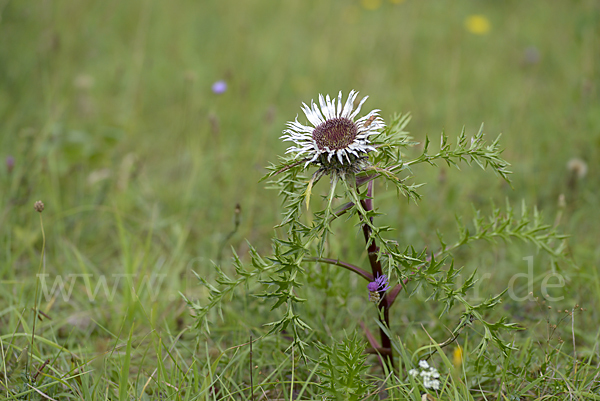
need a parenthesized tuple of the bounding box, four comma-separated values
(360, 180, 394, 369)
(304, 257, 373, 282)
(30, 212, 45, 379)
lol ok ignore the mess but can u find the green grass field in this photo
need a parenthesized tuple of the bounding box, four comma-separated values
(1, 0, 599, 399)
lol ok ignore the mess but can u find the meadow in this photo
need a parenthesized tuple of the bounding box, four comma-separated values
(1, 0, 599, 399)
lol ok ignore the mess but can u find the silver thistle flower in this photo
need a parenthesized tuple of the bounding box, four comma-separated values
(281, 90, 384, 169)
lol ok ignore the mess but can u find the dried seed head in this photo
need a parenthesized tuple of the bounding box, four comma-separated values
(567, 158, 587, 180)
(34, 200, 44, 213)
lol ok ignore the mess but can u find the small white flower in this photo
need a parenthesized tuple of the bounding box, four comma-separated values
(409, 360, 442, 391)
(281, 90, 384, 168)
(422, 376, 441, 390)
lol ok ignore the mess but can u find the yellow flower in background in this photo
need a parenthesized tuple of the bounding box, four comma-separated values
(361, 0, 382, 11)
(465, 15, 491, 35)
(453, 345, 463, 368)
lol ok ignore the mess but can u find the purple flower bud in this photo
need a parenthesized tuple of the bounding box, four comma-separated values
(368, 274, 391, 300)
(6, 155, 14, 173)
(212, 80, 227, 94)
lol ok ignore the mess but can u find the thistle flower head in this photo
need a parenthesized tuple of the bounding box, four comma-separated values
(281, 90, 384, 172)
(34, 200, 44, 213)
(368, 274, 391, 302)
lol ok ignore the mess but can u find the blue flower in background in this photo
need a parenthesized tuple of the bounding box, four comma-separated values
(212, 80, 227, 94)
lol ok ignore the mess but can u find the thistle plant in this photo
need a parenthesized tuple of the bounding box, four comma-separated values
(184, 91, 569, 374)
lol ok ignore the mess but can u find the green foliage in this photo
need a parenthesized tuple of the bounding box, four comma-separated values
(407, 125, 511, 183)
(316, 333, 374, 400)
(450, 201, 569, 262)
(183, 245, 270, 333)
(188, 111, 570, 370)
(1, 0, 598, 399)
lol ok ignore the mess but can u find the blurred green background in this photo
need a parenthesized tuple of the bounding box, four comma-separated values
(3, 0, 598, 237)
(0, 0, 599, 395)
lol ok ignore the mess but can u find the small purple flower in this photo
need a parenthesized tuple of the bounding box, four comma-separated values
(368, 274, 391, 301)
(6, 155, 14, 173)
(211, 80, 227, 94)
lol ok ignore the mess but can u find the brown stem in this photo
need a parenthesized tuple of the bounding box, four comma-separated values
(304, 257, 373, 282)
(365, 347, 393, 356)
(356, 173, 378, 188)
(331, 201, 354, 221)
(387, 271, 417, 308)
(386, 284, 404, 309)
(359, 321, 385, 368)
(360, 180, 394, 370)
(33, 359, 50, 382)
